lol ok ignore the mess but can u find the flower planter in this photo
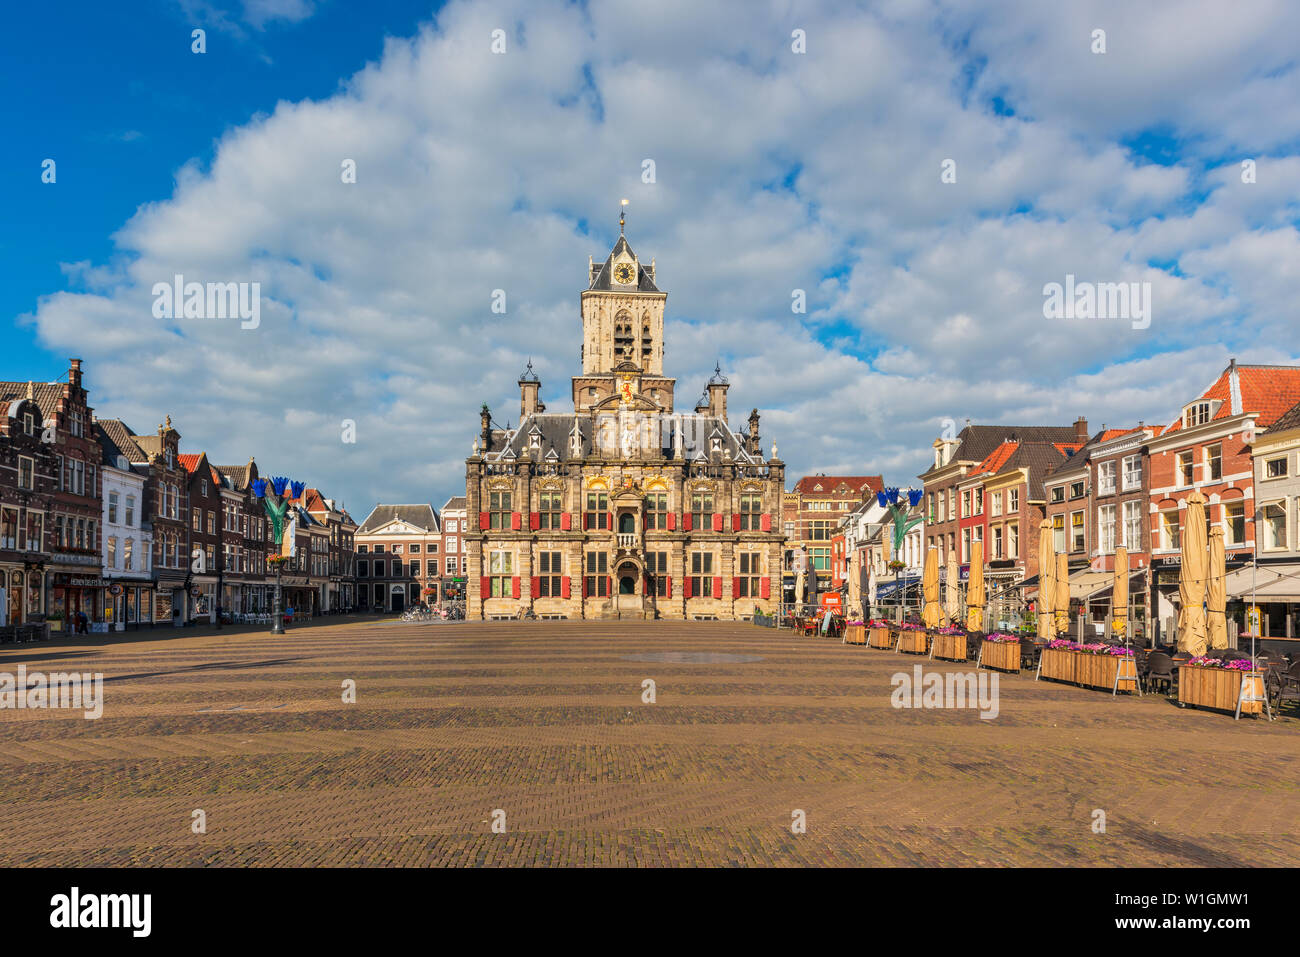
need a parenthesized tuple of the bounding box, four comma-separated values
(980, 639, 1020, 673)
(844, 623, 866, 645)
(931, 631, 967, 662)
(1178, 666, 1265, 717)
(1038, 647, 1138, 695)
(897, 630, 929, 655)
(868, 627, 894, 650)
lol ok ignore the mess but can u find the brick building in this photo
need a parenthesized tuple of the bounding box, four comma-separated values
(466, 223, 785, 620)
(439, 496, 466, 602)
(356, 504, 441, 613)
(0, 393, 57, 626)
(782, 475, 882, 601)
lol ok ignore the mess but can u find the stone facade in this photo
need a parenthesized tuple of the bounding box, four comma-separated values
(466, 227, 785, 620)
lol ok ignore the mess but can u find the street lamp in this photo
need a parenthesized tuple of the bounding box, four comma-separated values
(252, 476, 305, 635)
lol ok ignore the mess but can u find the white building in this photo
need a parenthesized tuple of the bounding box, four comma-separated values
(97, 443, 153, 630)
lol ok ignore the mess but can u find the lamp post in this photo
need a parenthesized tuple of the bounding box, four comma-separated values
(252, 476, 305, 635)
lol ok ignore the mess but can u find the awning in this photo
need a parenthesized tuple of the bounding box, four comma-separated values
(1067, 570, 1112, 601)
(1072, 568, 1147, 603)
(1226, 563, 1300, 603)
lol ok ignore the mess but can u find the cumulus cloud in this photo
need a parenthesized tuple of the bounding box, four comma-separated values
(26, 0, 1300, 509)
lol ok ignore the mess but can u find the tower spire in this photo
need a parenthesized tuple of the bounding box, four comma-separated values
(619, 198, 628, 235)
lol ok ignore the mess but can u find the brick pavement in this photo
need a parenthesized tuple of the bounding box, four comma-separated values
(0, 619, 1296, 866)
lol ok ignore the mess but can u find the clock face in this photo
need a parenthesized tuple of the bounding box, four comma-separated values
(613, 262, 636, 284)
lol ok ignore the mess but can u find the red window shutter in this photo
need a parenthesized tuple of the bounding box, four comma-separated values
(529, 512, 539, 531)
(607, 511, 613, 531)
(479, 511, 489, 531)
(666, 575, 672, 596)
(531, 576, 539, 596)
(606, 575, 612, 597)
(562, 576, 571, 599)
(761, 513, 771, 532)
(761, 578, 771, 599)
(732, 513, 741, 532)
(712, 513, 723, 533)
(684, 576, 692, 598)
(667, 512, 676, 531)
(683, 513, 692, 532)
(714, 575, 722, 597)
(582, 576, 588, 598)
(583, 513, 589, 530)
(511, 512, 521, 531)
(561, 512, 571, 531)
(511, 576, 520, 599)
(732, 577, 740, 598)
(480, 576, 490, 600)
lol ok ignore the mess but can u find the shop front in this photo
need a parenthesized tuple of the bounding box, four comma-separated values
(50, 572, 109, 633)
(153, 572, 188, 627)
(0, 565, 46, 625)
(105, 578, 154, 630)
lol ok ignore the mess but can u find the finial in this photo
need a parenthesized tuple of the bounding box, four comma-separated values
(771, 442, 778, 459)
(620, 198, 628, 235)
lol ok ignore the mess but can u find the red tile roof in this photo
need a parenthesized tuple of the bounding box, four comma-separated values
(177, 453, 203, 472)
(969, 440, 1018, 477)
(792, 475, 884, 496)
(1165, 364, 1300, 432)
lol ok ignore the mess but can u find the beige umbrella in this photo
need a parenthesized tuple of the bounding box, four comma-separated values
(1112, 546, 1129, 642)
(1037, 520, 1055, 641)
(1178, 491, 1209, 656)
(1054, 553, 1070, 639)
(794, 566, 806, 613)
(1207, 527, 1228, 650)
(966, 540, 985, 634)
(847, 550, 861, 613)
(922, 546, 940, 629)
(945, 553, 960, 624)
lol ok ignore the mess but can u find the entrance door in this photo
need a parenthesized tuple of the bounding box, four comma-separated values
(619, 575, 635, 595)
(391, 591, 405, 613)
(618, 512, 635, 534)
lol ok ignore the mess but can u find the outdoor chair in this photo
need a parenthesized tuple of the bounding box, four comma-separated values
(1142, 651, 1177, 696)
(1018, 638, 1040, 671)
(1271, 661, 1300, 712)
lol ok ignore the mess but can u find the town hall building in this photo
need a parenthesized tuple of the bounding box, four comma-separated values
(465, 219, 785, 620)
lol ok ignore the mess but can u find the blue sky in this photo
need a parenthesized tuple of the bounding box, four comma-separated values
(4, 0, 1299, 515)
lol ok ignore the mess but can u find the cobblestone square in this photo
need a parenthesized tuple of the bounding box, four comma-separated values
(0, 619, 1296, 866)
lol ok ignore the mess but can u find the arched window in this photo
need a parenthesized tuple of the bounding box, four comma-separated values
(614, 310, 633, 361)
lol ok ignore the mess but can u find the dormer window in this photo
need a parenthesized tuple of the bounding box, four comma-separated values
(1182, 400, 1220, 428)
(165, 449, 175, 469)
(22, 412, 34, 436)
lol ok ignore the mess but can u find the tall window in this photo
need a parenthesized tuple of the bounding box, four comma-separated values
(1071, 511, 1085, 552)
(1262, 503, 1287, 551)
(1204, 444, 1222, 482)
(490, 491, 512, 530)
(809, 547, 830, 571)
(585, 491, 608, 530)
(1098, 505, 1116, 554)
(18, 457, 34, 490)
(1122, 454, 1142, 491)
(739, 493, 763, 530)
(647, 551, 668, 596)
(690, 491, 713, 529)
(1161, 511, 1180, 550)
(1007, 489, 1019, 512)
(107, 537, 117, 568)
(946, 490, 954, 521)
(25, 512, 41, 552)
(584, 551, 608, 596)
(1225, 501, 1246, 546)
(108, 492, 119, 524)
(125, 495, 135, 528)
(539, 491, 564, 529)
(192, 508, 201, 531)
(992, 525, 1003, 559)
(374, 559, 386, 577)
(974, 489, 983, 515)
(1052, 514, 1066, 553)
(645, 492, 667, 530)
(537, 551, 561, 596)
(961, 490, 971, 518)
(0, 509, 15, 549)
(1123, 501, 1142, 549)
(489, 550, 513, 596)
(1007, 522, 1018, 558)
(1177, 451, 1195, 487)
(123, 538, 133, 571)
(990, 492, 1002, 518)
(738, 552, 761, 596)
(689, 552, 713, 596)
(1097, 461, 1116, 495)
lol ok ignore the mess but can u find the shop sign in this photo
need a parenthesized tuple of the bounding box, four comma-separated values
(108, 583, 124, 596)
(55, 575, 108, 588)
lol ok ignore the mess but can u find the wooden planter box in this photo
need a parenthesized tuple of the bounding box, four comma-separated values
(1179, 666, 1265, 716)
(1039, 648, 1137, 694)
(897, 630, 929, 655)
(931, 631, 967, 662)
(980, 640, 1020, 673)
(844, 623, 866, 645)
(868, 627, 894, 649)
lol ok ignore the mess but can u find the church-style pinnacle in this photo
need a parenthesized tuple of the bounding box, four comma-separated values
(619, 198, 628, 235)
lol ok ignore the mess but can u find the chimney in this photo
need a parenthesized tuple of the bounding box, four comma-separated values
(1073, 416, 1088, 443)
(707, 381, 728, 420)
(69, 358, 82, 389)
(518, 360, 541, 419)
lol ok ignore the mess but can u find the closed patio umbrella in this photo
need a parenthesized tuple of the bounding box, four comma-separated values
(966, 540, 985, 634)
(1112, 546, 1129, 643)
(922, 546, 940, 629)
(848, 551, 861, 615)
(945, 553, 960, 625)
(1055, 553, 1070, 639)
(1178, 490, 1209, 656)
(866, 562, 877, 620)
(1037, 520, 1055, 642)
(1207, 527, 1228, 650)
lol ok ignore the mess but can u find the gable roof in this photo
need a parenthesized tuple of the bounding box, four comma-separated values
(921, 424, 1081, 479)
(792, 475, 883, 497)
(441, 496, 467, 513)
(95, 419, 148, 466)
(357, 504, 440, 534)
(1268, 397, 1300, 435)
(587, 234, 661, 293)
(0, 380, 66, 420)
(1164, 363, 1300, 433)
